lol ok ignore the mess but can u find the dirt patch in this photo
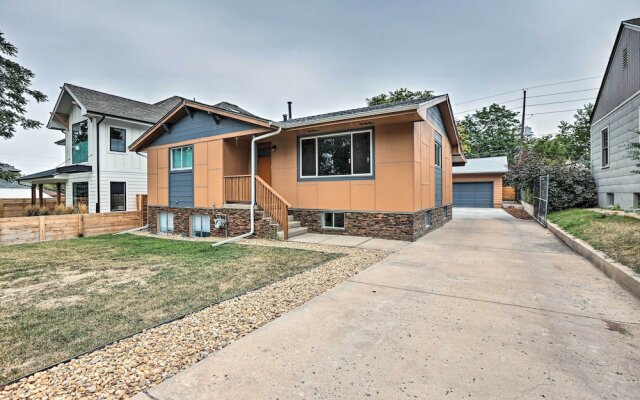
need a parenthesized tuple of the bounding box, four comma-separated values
(503, 206, 533, 220)
(604, 319, 631, 336)
(37, 295, 84, 310)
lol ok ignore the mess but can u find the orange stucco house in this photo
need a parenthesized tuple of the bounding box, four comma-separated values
(130, 95, 466, 241)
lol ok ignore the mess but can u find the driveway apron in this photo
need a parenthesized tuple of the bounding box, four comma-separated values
(141, 208, 640, 400)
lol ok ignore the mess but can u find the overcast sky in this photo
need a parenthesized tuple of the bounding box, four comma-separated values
(1, 0, 638, 174)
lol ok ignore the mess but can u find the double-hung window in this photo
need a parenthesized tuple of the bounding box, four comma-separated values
(110, 127, 126, 152)
(170, 145, 193, 171)
(434, 134, 442, 168)
(601, 128, 609, 168)
(300, 130, 372, 178)
(72, 121, 89, 164)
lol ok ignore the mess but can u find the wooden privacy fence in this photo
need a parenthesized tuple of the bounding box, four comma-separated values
(503, 186, 516, 201)
(136, 194, 148, 226)
(0, 212, 143, 245)
(0, 198, 61, 218)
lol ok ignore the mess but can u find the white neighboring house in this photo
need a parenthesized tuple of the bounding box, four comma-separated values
(590, 18, 640, 210)
(0, 163, 52, 199)
(19, 84, 181, 213)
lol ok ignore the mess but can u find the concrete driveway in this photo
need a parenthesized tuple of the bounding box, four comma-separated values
(138, 208, 640, 399)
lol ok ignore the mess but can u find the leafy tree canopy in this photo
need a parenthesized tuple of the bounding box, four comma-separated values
(366, 88, 434, 106)
(457, 103, 521, 162)
(0, 30, 47, 140)
(553, 103, 593, 162)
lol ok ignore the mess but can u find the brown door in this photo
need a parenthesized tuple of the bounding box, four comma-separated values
(257, 142, 272, 185)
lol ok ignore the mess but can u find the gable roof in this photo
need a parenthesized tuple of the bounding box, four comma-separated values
(0, 179, 29, 189)
(277, 96, 440, 128)
(452, 156, 508, 175)
(63, 84, 183, 124)
(129, 99, 273, 151)
(591, 18, 640, 123)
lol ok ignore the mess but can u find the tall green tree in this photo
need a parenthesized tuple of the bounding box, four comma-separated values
(554, 103, 593, 162)
(457, 104, 521, 162)
(0, 30, 47, 140)
(366, 88, 434, 106)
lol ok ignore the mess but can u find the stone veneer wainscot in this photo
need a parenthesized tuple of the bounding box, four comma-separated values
(292, 205, 452, 242)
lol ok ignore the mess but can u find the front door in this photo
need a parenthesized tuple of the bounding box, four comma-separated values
(257, 142, 272, 185)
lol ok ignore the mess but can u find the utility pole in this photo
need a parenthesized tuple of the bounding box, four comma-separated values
(520, 89, 527, 147)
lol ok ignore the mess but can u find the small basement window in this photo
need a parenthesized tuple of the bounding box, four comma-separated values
(606, 193, 615, 206)
(159, 212, 174, 234)
(633, 193, 639, 209)
(322, 212, 345, 229)
(192, 214, 211, 238)
(425, 210, 432, 226)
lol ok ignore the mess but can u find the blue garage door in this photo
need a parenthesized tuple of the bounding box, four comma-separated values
(453, 182, 493, 208)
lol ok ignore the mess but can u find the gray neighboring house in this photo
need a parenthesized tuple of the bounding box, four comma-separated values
(590, 18, 640, 210)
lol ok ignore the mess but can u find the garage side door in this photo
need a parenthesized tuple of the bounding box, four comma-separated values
(453, 182, 493, 208)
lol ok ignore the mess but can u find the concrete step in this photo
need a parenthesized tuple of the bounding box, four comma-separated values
(288, 214, 295, 222)
(288, 220, 301, 229)
(277, 226, 308, 239)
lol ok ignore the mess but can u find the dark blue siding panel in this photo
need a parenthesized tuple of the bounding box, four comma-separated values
(169, 171, 193, 208)
(150, 110, 257, 147)
(435, 167, 442, 207)
(427, 106, 446, 134)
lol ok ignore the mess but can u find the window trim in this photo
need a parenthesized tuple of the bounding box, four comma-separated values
(170, 145, 194, 171)
(109, 181, 127, 212)
(601, 126, 610, 169)
(298, 129, 374, 181)
(321, 211, 346, 230)
(109, 126, 127, 153)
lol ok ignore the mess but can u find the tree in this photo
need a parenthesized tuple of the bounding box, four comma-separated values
(0, 30, 47, 140)
(366, 88, 434, 106)
(506, 149, 597, 211)
(554, 103, 593, 162)
(457, 104, 521, 162)
(0, 162, 20, 181)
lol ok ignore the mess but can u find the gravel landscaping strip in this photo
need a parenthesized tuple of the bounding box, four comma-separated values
(1, 237, 389, 399)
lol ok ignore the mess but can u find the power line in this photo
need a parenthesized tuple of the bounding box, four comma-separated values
(527, 109, 581, 116)
(454, 97, 523, 114)
(453, 75, 602, 106)
(527, 87, 599, 98)
(508, 97, 595, 111)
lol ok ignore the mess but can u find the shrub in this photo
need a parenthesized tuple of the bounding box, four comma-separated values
(24, 205, 41, 216)
(52, 204, 74, 215)
(506, 149, 597, 212)
(24, 205, 51, 216)
(73, 203, 88, 214)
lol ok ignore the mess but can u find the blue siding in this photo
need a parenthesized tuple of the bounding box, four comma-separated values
(149, 110, 258, 147)
(435, 132, 442, 207)
(169, 170, 193, 208)
(426, 106, 446, 134)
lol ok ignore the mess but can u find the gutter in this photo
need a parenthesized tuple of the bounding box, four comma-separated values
(95, 115, 106, 213)
(212, 125, 283, 246)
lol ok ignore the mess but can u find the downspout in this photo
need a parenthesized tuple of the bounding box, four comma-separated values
(212, 125, 282, 246)
(95, 115, 106, 213)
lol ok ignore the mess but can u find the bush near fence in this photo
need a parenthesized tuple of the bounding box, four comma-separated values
(0, 198, 62, 218)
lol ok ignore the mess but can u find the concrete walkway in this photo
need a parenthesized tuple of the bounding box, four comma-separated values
(289, 232, 410, 251)
(136, 208, 640, 400)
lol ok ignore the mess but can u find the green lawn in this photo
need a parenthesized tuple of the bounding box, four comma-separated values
(548, 209, 640, 273)
(0, 234, 339, 384)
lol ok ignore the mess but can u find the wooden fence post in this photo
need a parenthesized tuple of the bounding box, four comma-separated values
(78, 214, 84, 237)
(38, 216, 45, 241)
(0, 199, 4, 218)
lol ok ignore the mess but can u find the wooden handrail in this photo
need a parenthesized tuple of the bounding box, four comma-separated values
(255, 176, 290, 240)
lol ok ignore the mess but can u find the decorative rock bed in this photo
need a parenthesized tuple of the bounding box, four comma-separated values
(0, 238, 389, 399)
